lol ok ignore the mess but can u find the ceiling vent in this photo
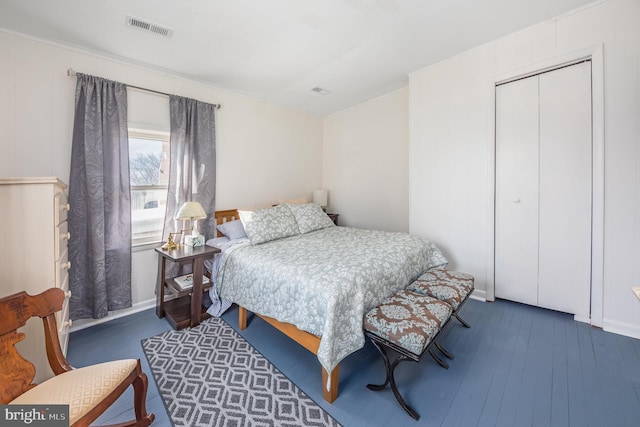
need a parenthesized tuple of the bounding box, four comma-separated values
(126, 15, 174, 38)
(311, 87, 331, 95)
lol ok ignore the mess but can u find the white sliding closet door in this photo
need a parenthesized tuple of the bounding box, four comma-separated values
(495, 61, 592, 319)
(537, 63, 592, 318)
(495, 77, 540, 306)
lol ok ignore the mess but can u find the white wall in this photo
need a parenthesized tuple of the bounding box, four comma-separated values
(0, 30, 323, 321)
(323, 87, 409, 232)
(409, 0, 640, 338)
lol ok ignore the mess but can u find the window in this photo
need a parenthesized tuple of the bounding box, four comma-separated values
(129, 129, 170, 245)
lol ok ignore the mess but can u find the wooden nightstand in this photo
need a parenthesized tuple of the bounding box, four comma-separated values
(155, 245, 220, 330)
(327, 213, 339, 225)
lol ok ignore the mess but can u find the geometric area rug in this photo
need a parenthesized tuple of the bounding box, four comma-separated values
(141, 317, 341, 427)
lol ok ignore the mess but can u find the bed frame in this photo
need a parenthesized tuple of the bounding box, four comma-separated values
(213, 209, 340, 403)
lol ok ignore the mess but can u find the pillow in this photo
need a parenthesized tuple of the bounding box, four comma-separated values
(287, 203, 335, 234)
(239, 204, 300, 245)
(206, 236, 230, 248)
(216, 219, 247, 240)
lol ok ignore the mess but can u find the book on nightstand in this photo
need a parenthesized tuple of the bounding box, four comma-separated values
(174, 274, 210, 290)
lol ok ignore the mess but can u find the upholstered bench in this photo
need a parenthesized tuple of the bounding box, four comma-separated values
(408, 269, 474, 328)
(363, 289, 453, 420)
(405, 269, 474, 369)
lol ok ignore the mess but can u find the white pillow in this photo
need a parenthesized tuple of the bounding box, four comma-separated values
(239, 204, 300, 245)
(287, 203, 335, 234)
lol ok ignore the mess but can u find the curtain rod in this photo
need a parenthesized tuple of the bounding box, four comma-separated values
(66, 68, 221, 110)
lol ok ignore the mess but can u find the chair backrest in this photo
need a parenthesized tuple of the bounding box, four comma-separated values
(0, 288, 64, 403)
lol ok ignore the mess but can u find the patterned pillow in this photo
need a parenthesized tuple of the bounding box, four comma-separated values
(239, 204, 300, 245)
(287, 203, 335, 234)
(216, 219, 247, 240)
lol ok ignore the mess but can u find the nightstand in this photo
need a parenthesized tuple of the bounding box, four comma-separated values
(155, 245, 220, 330)
(327, 213, 339, 225)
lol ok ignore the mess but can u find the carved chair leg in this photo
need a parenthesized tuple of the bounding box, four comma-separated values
(132, 371, 154, 425)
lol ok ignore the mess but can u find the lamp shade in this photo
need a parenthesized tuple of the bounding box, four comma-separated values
(176, 201, 207, 220)
(312, 189, 328, 207)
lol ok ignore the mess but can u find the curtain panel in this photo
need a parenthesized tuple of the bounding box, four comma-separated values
(68, 73, 132, 320)
(164, 96, 217, 240)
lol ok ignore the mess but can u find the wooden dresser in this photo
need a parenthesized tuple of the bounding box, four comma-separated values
(0, 177, 71, 382)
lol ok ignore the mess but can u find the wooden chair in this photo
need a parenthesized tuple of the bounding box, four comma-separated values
(0, 288, 155, 427)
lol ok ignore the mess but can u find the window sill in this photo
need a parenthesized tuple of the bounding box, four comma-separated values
(132, 240, 161, 253)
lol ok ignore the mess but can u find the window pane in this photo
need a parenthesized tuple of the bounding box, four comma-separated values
(129, 138, 168, 185)
(129, 135, 169, 243)
(131, 187, 167, 241)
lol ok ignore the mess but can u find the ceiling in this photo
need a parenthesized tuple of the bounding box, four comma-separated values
(0, 0, 596, 116)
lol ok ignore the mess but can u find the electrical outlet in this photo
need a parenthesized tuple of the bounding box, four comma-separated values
(633, 287, 640, 301)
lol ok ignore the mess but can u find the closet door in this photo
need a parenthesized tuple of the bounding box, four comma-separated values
(494, 76, 540, 306)
(537, 62, 592, 318)
(494, 62, 592, 318)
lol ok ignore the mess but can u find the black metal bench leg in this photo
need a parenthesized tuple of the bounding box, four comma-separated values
(428, 348, 449, 369)
(367, 340, 421, 420)
(388, 357, 420, 421)
(454, 311, 471, 328)
(367, 340, 392, 391)
(435, 341, 454, 360)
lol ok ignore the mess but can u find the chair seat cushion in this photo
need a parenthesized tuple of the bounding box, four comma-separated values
(10, 359, 137, 425)
(408, 269, 474, 310)
(364, 290, 452, 357)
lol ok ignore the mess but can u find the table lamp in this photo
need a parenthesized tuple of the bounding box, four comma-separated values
(176, 201, 207, 247)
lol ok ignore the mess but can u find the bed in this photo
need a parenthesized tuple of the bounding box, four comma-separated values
(210, 205, 447, 403)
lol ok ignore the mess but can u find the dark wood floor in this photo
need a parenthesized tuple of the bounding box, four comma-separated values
(67, 298, 640, 426)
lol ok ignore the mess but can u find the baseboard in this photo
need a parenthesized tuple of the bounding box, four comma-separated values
(574, 314, 591, 324)
(470, 289, 487, 302)
(69, 298, 156, 333)
(466, 291, 638, 340)
(602, 318, 640, 340)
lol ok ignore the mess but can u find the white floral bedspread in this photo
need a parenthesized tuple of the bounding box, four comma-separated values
(216, 226, 447, 376)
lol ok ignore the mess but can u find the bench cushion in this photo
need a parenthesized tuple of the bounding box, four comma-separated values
(408, 269, 474, 310)
(364, 290, 452, 357)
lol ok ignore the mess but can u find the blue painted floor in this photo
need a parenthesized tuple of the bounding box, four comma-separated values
(67, 298, 640, 426)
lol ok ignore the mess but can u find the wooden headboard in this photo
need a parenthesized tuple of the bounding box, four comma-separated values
(213, 209, 239, 237)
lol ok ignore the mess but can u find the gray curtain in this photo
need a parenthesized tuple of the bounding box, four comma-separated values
(68, 73, 132, 320)
(163, 96, 216, 241)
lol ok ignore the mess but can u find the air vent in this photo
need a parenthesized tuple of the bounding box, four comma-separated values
(311, 87, 331, 95)
(126, 15, 174, 38)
